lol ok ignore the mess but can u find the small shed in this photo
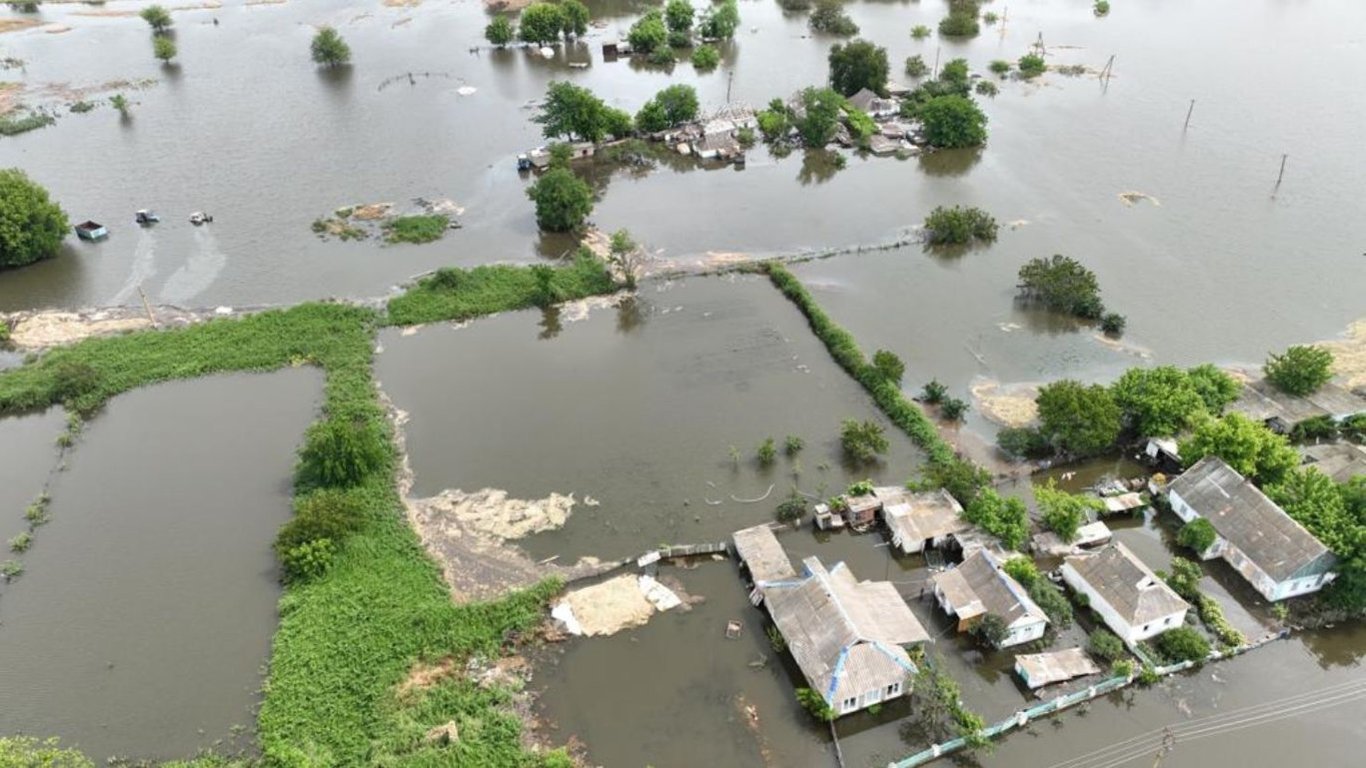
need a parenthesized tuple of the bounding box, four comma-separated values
(1014, 647, 1101, 690)
(74, 221, 108, 241)
(879, 488, 968, 555)
(1032, 521, 1112, 556)
(844, 494, 881, 528)
(732, 524, 796, 586)
(1101, 493, 1147, 515)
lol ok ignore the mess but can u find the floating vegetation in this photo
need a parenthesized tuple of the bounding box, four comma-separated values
(0, 109, 55, 136)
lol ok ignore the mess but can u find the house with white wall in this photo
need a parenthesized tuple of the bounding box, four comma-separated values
(932, 549, 1048, 648)
(1061, 543, 1189, 645)
(1168, 456, 1337, 602)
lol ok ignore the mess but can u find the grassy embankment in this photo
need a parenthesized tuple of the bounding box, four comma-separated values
(0, 255, 616, 766)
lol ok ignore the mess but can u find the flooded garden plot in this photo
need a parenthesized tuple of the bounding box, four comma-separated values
(377, 275, 923, 567)
(0, 370, 320, 761)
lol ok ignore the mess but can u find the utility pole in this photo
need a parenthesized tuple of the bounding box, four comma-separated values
(1000, 6, 1008, 40)
(1275, 153, 1288, 189)
(1183, 99, 1195, 131)
(726, 68, 734, 104)
(933, 45, 941, 79)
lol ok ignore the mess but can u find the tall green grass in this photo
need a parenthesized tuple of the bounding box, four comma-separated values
(386, 252, 615, 327)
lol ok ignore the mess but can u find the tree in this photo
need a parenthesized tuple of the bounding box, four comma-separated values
(1110, 366, 1208, 438)
(1034, 479, 1102, 543)
(485, 15, 515, 47)
(1177, 518, 1217, 554)
(692, 44, 720, 70)
(526, 167, 593, 232)
(1155, 627, 1210, 663)
(1036, 380, 1122, 457)
(1029, 579, 1073, 628)
(1179, 412, 1299, 486)
(628, 9, 669, 53)
(1018, 53, 1046, 78)
(654, 84, 699, 126)
(872, 350, 904, 384)
(109, 93, 131, 117)
(665, 0, 694, 33)
(997, 426, 1050, 460)
(1186, 364, 1240, 413)
(140, 4, 172, 33)
(939, 58, 970, 87)
(776, 491, 807, 523)
(603, 107, 633, 139)
(922, 455, 992, 508)
(1264, 345, 1334, 396)
(153, 35, 177, 63)
(608, 228, 642, 288)
(0, 169, 69, 269)
(905, 54, 929, 78)
(922, 205, 997, 245)
(796, 86, 844, 146)
(519, 3, 564, 44)
(635, 100, 670, 133)
(1268, 467, 1351, 547)
(1002, 556, 1040, 588)
(828, 39, 889, 97)
(297, 419, 387, 489)
(918, 94, 988, 148)
(938, 0, 980, 37)
(535, 81, 613, 142)
(962, 489, 1029, 550)
(840, 418, 888, 463)
(560, 0, 590, 37)
(809, 0, 858, 36)
(971, 614, 1010, 648)
(1017, 254, 1104, 319)
(1088, 629, 1125, 661)
(699, 0, 740, 40)
(941, 397, 969, 421)
(311, 26, 351, 67)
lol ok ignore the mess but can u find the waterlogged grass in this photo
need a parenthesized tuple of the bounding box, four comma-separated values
(386, 251, 615, 326)
(383, 214, 450, 245)
(0, 260, 623, 765)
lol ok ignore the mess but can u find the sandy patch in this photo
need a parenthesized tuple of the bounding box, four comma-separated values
(1092, 331, 1154, 359)
(413, 487, 576, 541)
(486, 0, 534, 11)
(384, 0, 421, 6)
(245, 0, 286, 5)
(2, 306, 246, 350)
(70, 9, 139, 17)
(0, 81, 20, 115)
(1319, 318, 1366, 389)
(559, 291, 630, 324)
(1118, 191, 1161, 207)
(0, 18, 41, 34)
(971, 378, 1039, 427)
(559, 574, 655, 636)
(44, 24, 73, 34)
(351, 202, 394, 220)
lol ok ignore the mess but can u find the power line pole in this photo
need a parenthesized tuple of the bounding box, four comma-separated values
(1275, 153, 1288, 189)
(1183, 99, 1195, 131)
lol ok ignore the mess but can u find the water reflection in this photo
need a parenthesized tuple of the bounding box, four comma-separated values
(615, 295, 646, 333)
(538, 305, 562, 339)
(798, 149, 844, 185)
(918, 147, 982, 177)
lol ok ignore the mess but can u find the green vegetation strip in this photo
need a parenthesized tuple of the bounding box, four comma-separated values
(0, 259, 622, 765)
(386, 251, 615, 326)
(763, 263, 985, 488)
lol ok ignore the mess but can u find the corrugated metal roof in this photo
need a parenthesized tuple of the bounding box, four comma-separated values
(933, 550, 1047, 628)
(882, 488, 969, 550)
(1064, 542, 1189, 626)
(1169, 456, 1334, 581)
(732, 524, 796, 583)
(1015, 647, 1101, 689)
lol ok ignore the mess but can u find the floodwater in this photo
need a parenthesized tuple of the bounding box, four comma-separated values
(0, 371, 320, 760)
(2, 0, 1364, 764)
(377, 275, 923, 562)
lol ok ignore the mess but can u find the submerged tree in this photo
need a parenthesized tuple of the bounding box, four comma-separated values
(140, 4, 172, 33)
(311, 26, 351, 68)
(518, 3, 565, 45)
(0, 168, 69, 269)
(840, 418, 889, 463)
(526, 167, 593, 232)
(827, 39, 889, 96)
(918, 94, 988, 148)
(484, 15, 516, 47)
(1016, 254, 1104, 319)
(153, 35, 177, 64)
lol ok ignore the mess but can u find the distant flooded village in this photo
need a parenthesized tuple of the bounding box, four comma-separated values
(1, 1, 1364, 768)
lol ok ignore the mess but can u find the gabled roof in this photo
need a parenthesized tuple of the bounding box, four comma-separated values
(1301, 443, 1366, 484)
(1169, 456, 1335, 581)
(1064, 543, 1189, 626)
(847, 88, 879, 112)
(762, 557, 928, 705)
(932, 550, 1047, 628)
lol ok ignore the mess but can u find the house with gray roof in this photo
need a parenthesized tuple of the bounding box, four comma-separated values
(1061, 542, 1189, 645)
(749, 554, 929, 717)
(878, 487, 970, 555)
(1168, 456, 1338, 601)
(931, 549, 1048, 648)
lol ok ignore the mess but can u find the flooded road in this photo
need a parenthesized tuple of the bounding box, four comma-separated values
(0, 371, 319, 760)
(378, 275, 923, 562)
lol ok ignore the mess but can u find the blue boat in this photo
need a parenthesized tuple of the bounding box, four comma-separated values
(74, 220, 108, 241)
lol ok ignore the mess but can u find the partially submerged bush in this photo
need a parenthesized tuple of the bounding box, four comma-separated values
(1017, 254, 1104, 319)
(840, 418, 888, 463)
(940, 397, 969, 422)
(1018, 53, 1047, 78)
(1177, 518, 1217, 554)
(776, 492, 807, 523)
(296, 418, 388, 489)
(383, 214, 449, 245)
(905, 54, 929, 78)
(923, 205, 998, 245)
(1100, 312, 1126, 336)
(691, 44, 720, 70)
(989, 59, 1011, 76)
(938, 0, 981, 37)
(921, 379, 948, 404)
(281, 537, 337, 583)
(1155, 626, 1210, 663)
(757, 437, 777, 466)
(809, 0, 859, 36)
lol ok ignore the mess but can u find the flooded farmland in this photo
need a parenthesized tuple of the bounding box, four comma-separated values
(0, 372, 319, 761)
(1, 0, 1364, 765)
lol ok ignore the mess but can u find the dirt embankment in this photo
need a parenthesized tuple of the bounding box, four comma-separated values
(971, 378, 1040, 428)
(1, 305, 242, 350)
(1321, 318, 1366, 389)
(387, 397, 611, 603)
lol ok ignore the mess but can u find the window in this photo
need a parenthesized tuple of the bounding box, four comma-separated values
(886, 682, 901, 697)
(1165, 616, 1175, 626)
(1142, 624, 1151, 633)
(841, 697, 857, 712)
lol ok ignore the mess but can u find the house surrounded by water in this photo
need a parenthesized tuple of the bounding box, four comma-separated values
(1167, 456, 1337, 601)
(931, 549, 1048, 648)
(732, 524, 930, 717)
(1061, 542, 1189, 645)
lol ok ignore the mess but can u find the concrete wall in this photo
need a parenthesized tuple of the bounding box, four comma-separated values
(1001, 617, 1047, 648)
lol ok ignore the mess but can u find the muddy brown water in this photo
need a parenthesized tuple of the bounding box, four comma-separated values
(0, 371, 319, 760)
(1, 0, 1364, 764)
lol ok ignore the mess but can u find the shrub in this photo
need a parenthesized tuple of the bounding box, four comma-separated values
(1290, 414, 1338, 442)
(1112, 659, 1135, 679)
(776, 492, 807, 523)
(809, 0, 859, 36)
(520, 3, 565, 44)
(1, 559, 23, 580)
(1264, 345, 1334, 396)
(963, 489, 1029, 550)
(784, 435, 804, 455)
(938, 0, 981, 37)
(989, 59, 1011, 76)
(923, 205, 998, 245)
(971, 613, 1010, 647)
(628, 10, 669, 53)
(1017, 254, 1104, 319)
(383, 214, 448, 245)
(140, 4, 172, 32)
(485, 15, 516, 47)
(8, 531, 32, 553)
(847, 478, 875, 496)
(918, 94, 988, 148)
(1187, 364, 1241, 414)
(872, 350, 905, 384)
(691, 44, 720, 69)
(0, 737, 91, 766)
(1099, 312, 1127, 336)
(311, 26, 351, 67)
(527, 167, 593, 232)
(757, 107, 791, 141)
(1088, 629, 1125, 661)
(796, 688, 835, 721)
(1003, 556, 1040, 588)
(940, 397, 969, 421)
(1029, 579, 1073, 628)
(840, 418, 889, 463)
(1177, 518, 1217, 554)
(757, 437, 777, 466)
(49, 360, 101, 406)
(1155, 626, 1210, 663)
(974, 80, 998, 97)
(665, 0, 694, 33)
(828, 39, 889, 97)
(1018, 53, 1046, 78)
(0, 168, 69, 269)
(1035, 480, 1103, 543)
(647, 46, 676, 66)
(1164, 557, 1203, 600)
(911, 24, 931, 39)
(921, 379, 948, 404)
(296, 418, 387, 489)
(153, 34, 178, 63)
(1094, 0, 1111, 16)
(281, 538, 337, 583)
(983, 11, 999, 24)
(905, 54, 929, 78)
(275, 488, 367, 555)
